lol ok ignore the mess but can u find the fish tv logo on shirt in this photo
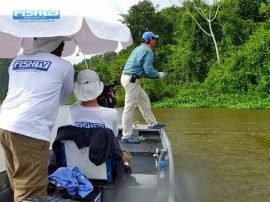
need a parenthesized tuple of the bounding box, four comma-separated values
(13, 60, 52, 71)
(75, 122, 106, 129)
(13, 10, 60, 20)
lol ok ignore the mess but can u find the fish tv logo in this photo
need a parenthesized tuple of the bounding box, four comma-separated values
(13, 60, 52, 71)
(75, 122, 106, 129)
(13, 10, 60, 20)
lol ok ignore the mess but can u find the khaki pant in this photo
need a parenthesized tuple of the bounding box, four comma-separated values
(0, 129, 50, 202)
(121, 74, 158, 139)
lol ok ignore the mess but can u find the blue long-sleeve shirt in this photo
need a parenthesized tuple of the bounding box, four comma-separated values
(122, 44, 159, 78)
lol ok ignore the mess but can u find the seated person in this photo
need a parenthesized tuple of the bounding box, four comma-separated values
(68, 69, 125, 200)
(69, 69, 118, 137)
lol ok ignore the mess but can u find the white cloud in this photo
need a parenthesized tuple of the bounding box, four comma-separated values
(114, 0, 181, 13)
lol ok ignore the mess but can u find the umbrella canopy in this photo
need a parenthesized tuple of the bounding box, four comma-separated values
(0, 0, 133, 58)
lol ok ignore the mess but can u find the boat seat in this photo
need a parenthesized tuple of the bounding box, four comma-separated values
(60, 140, 112, 182)
(52, 125, 123, 183)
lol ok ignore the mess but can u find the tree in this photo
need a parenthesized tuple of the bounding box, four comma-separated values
(204, 27, 270, 95)
(238, 0, 268, 22)
(217, 0, 256, 50)
(181, 0, 224, 64)
(120, 0, 159, 44)
(259, 0, 270, 20)
(166, 5, 217, 84)
(120, 0, 176, 46)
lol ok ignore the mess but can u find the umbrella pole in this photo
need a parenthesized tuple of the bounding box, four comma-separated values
(83, 54, 89, 69)
(72, 36, 89, 69)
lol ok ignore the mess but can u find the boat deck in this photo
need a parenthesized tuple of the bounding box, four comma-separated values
(118, 124, 163, 154)
(0, 125, 171, 202)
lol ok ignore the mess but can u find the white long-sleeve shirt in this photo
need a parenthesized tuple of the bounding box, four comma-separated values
(0, 52, 74, 142)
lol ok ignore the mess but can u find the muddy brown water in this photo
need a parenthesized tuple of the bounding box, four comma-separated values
(1, 106, 270, 201)
(145, 108, 270, 202)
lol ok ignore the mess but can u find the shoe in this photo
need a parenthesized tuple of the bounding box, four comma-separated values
(121, 136, 140, 144)
(147, 123, 165, 129)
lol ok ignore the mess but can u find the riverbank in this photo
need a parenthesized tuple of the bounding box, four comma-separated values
(152, 93, 270, 109)
(2, 93, 270, 110)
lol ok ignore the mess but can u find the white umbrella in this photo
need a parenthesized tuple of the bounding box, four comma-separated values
(0, 0, 133, 58)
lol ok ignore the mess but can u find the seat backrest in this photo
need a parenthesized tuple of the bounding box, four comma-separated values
(52, 125, 115, 182)
(60, 140, 112, 182)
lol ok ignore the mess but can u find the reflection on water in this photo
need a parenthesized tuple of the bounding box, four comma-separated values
(1, 106, 270, 201)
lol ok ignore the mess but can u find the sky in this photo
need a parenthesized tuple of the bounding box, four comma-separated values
(106, 0, 181, 14)
(64, 0, 181, 64)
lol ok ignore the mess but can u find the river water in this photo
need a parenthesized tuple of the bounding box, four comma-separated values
(1, 106, 270, 201)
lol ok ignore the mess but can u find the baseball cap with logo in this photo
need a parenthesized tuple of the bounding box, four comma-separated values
(142, 31, 159, 40)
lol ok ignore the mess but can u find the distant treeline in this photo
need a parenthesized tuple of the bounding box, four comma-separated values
(2, 0, 270, 109)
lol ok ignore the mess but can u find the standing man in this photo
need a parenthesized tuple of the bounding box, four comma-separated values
(0, 36, 74, 202)
(121, 31, 165, 144)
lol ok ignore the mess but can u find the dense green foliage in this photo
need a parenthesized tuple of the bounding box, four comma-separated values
(1, 0, 270, 109)
(0, 59, 11, 103)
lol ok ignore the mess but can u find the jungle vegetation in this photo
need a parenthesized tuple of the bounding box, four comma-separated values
(1, 0, 270, 109)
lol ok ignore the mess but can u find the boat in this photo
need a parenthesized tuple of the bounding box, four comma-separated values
(0, 124, 175, 202)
